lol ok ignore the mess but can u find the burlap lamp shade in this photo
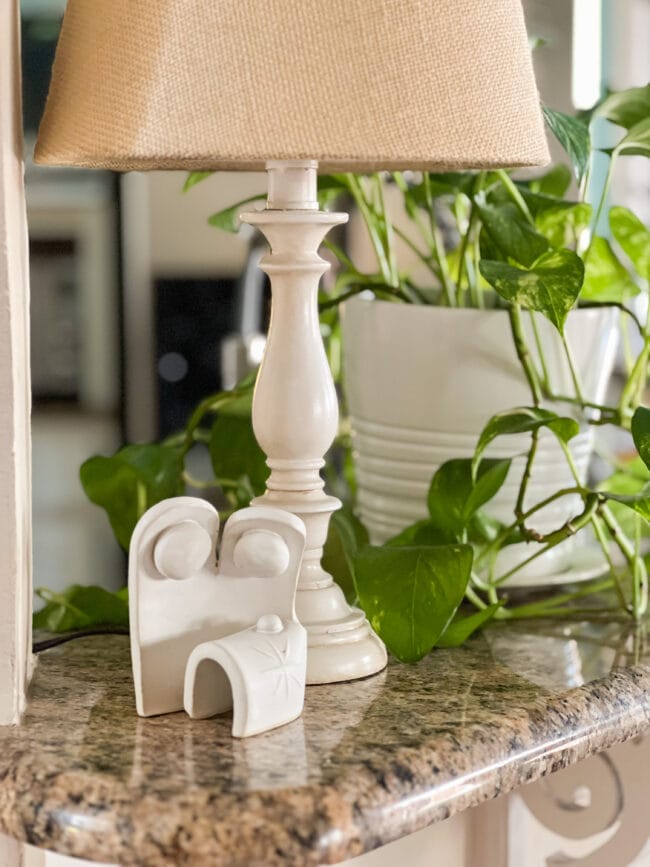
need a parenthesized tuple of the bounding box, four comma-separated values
(33, 0, 551, 689)
(35, 0, 549, 171)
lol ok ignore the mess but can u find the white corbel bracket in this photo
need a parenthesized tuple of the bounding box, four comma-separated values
(128, 498, 307, 737)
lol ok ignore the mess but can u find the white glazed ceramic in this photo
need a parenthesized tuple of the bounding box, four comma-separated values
(184, 618, 306, 737)
(241, 162, 387, 685)
(341, 299, 619, 585)
(129, 497, 308, 737)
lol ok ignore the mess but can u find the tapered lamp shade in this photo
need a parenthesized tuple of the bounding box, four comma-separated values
(35, 0, 549, 172)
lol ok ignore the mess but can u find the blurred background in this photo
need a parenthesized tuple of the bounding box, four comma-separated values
(21, 0, 649, 605)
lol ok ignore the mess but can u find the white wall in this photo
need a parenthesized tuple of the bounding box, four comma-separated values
(147, 170, 265, 278)
(0, 0, 33, 724)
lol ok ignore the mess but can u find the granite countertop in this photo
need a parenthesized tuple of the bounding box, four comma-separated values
(1, 621, 649, 866)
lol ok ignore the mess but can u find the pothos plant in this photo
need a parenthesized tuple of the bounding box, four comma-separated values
(35, 85, 650, 665)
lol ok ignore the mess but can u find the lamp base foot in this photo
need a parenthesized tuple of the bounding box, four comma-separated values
(296, 585, 387, 684)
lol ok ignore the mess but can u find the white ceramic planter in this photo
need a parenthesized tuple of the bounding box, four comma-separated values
(341, 298, 619, 585)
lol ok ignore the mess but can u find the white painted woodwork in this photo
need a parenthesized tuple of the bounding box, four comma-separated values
(242, 161, 387, 685)
(41, 852, 116, 867)
(129, 498, 308, 736)
(0, 833, 24, 867)
(0, 0, 33, 725)
(341, 812, 469, 867)
(508, 737, 650, 866)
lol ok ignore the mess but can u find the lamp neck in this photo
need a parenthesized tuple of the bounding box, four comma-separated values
(266, 160, 318, 211)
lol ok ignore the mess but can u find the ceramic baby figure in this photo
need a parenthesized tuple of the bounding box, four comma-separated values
(128, 497, 307, 737)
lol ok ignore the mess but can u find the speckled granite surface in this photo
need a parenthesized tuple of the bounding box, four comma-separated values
(1, 622, 649, 866)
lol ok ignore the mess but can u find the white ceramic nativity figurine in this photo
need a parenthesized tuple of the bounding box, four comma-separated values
(128, 497, 308, 737)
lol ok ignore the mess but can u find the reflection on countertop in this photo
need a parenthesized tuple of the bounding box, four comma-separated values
(0, 620, 649, 866)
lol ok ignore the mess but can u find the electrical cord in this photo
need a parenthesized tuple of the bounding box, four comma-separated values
(32, 628, 129, 654)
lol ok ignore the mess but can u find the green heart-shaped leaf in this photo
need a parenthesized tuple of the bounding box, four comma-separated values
(386, 520, 454, 547)
(183, 171, 214, 192)
(322, 508, 369, 604)
(33, 585, 129, 633)
(409, 171, 479, 202)
(610, 206, 650, 281)
(436, 602, 502, 648)
(542, 107, 590, 183)
(208, 195, 266, 233)
(317, 175, 349, 207)
(477, 202, 550, 267)
(601, 488, 650, 523)
(597, 84, 650, 130)
(479, 249, 584, 333)
(427, 458, 511, 538)
(581, 237, 640, 303)
(528, 164, 572, 198)
(614, 117, 650, 158)
(536, 202, 592, 249)
(80, 444, 184, 550)
(632, 407, 650, 472)
(354, 544, 473, 662)
(210, 411, 268, 496)
(599, 461, 650, 539)
(472, 408, 579, 477)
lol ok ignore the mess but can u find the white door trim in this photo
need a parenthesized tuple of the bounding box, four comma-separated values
(0, 0, 33, 725)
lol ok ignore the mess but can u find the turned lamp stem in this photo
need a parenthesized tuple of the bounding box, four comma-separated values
(241, 160, 387, 685)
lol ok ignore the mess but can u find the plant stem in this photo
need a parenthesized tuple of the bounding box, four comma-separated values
(505, 605, 621, 622)
(475, 485, 586, 566)
(600, 503, 636, 569)
(504, 577, 617, 619)
(473, 231, 485, 310)
(580, 301, 644, 336)
(392, 224, 439, 274)
(456, 200, 475, 292)
(560, 440, 582, 486)
(586, 154, 615, 257)
(528, 577, 615, 609)
(634, 513, 644, 616)
(346, 174, 394, 286)
(590, 513, 628, 610)
(541, 389, 620, 420)
(457, 172, 486, 309)
(136, 481, 147, 521)
(618, 343, 650, 424)
(515, 429, 539, 520)
(599, 503, 648, 619)
(465, 250, 480, 309)
(465, 584, 489, 611)
(318, 282, 413, 311)
(529, 312, 551, 391)
(423, 173, 457, 307)
(492, 493, 600, 586)
(182, 471, 215, 490)
(497, 170, 535, 225)
(375, 174, 399, 287)
(432, 223, 457, 307)
(509, 305, 543, 405)
(562, 334, 586, 404)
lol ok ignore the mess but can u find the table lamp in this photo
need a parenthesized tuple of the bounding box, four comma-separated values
(35, 0, 549, 685)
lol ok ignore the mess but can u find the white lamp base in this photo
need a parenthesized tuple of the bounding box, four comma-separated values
(296, 586, 389, 685)
(253, 490, 387, 684)
(243, 161, 387, 684)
